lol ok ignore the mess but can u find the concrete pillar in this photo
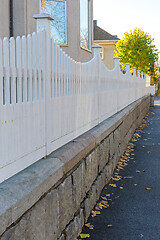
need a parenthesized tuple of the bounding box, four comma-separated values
(92, 45, 102, 57)
(33, 13, 54, 33)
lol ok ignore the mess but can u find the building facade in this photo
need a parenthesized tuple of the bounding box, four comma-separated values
(93, 20, 119, 69)
(0, 0, 93, 62)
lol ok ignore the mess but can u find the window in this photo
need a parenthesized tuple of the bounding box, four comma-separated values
(100, 47, 104, 60)
(80, 0, 91, 50)
(41, 0, 67, 44)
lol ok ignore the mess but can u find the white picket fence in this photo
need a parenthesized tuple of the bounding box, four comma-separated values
(0, 15, 152, 183)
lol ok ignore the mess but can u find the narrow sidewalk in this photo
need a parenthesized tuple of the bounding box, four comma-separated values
(79, 97, 160, 240)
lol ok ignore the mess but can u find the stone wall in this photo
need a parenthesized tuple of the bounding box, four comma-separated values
(0, 95, 151, 240)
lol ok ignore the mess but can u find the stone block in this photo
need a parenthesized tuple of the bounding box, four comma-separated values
(65, 209, 84, 240)
(98, 137, 109, 172)
(58, 234, 65, 240)
(96, 170, 106, 200)
(45, 190, 59, 240)
(0, 219, 26, 240)
(58, 176, 74, 236)
(85, 150, 98, 193)
(108, 133, 114, 160)
(24, 198, 46, 240)
(72, 162, 85, 212)
(2, 198, 47, 240)
(84, 184, 97, 222)
(105, 162, 113, 184)
(1, 192, 59, 240)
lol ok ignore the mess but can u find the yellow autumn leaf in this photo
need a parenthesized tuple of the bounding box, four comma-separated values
(94, 211, 101, 215)
(145, 188, 151, 190)
(85, 223, 94, 230)
(109, 184, 117, 187)
(107, 225, 113, 228)
(80, 233, 90, 239)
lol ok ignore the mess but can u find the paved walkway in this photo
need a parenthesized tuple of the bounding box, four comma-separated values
(79, 96, 160, 240)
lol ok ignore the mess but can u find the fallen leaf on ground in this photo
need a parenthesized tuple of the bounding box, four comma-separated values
(120, 187, 123, 189)
(95, 205, 101, 210)
(100, 204, 108, 208)
(124, 176, 133, 179)
(94, 211, 101, 215)
(136, 170, 140, 173)
(145, 188, 151, 190)
(85, 223, 94, 230)
(101, 196, 107, 201)
(91, 210, 97, 218)
(80, 234, 90, 239)
(115, 196, 120, 199)
(101, 201, 109, 207)
(109, 184, 117, 188)
(112, 177, 120, 181)
(107, 225, 113, 228)
(106, 194, 110, 197)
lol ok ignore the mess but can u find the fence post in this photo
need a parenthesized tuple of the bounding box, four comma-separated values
(126, 63, 130, 73)
(92, 45, 102, 123)
(33, 14, 54, 156)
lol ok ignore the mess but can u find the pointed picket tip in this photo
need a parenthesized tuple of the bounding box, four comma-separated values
(133, 67, 137, 76)
(141, 72, 144, 79)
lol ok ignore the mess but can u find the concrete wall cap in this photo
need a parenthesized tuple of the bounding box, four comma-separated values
(33, 13, 54, 20)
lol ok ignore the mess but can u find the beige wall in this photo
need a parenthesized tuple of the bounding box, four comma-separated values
(13, 0, 40, 37)
(103, 44, 117, 70)
(0, 0, 10, 38)
(61, 0, 93, 62)
(94, 42, 117, 69)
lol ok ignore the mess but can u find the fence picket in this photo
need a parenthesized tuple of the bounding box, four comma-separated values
(27, 34, 32, 102)
(32, 32, 37, 101)
(10, 37, 16, 104)
(3, 38, 10, 105)
(16, 36, 22, 103)
(22, 36, 27, 103)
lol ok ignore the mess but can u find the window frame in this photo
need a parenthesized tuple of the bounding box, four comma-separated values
(80, 0, 91, 51)
(40, 0, 68, 45)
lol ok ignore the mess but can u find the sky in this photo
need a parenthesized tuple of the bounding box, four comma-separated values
(93, 0, 160, 59)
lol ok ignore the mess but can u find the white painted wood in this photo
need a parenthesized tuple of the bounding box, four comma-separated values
(10, 37, 16, 105)
(0, 24, 152, 183)
(22, 36, 27, 103)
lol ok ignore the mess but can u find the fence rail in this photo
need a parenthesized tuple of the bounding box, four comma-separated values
(0, 15, 152, 183)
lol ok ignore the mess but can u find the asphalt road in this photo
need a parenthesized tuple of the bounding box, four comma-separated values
(79, 97, 160, 240)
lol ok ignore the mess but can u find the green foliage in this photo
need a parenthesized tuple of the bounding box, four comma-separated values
(114, 28, 159, 77)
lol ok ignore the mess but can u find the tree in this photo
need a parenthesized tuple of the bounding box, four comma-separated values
(114, 28, 159, 79)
